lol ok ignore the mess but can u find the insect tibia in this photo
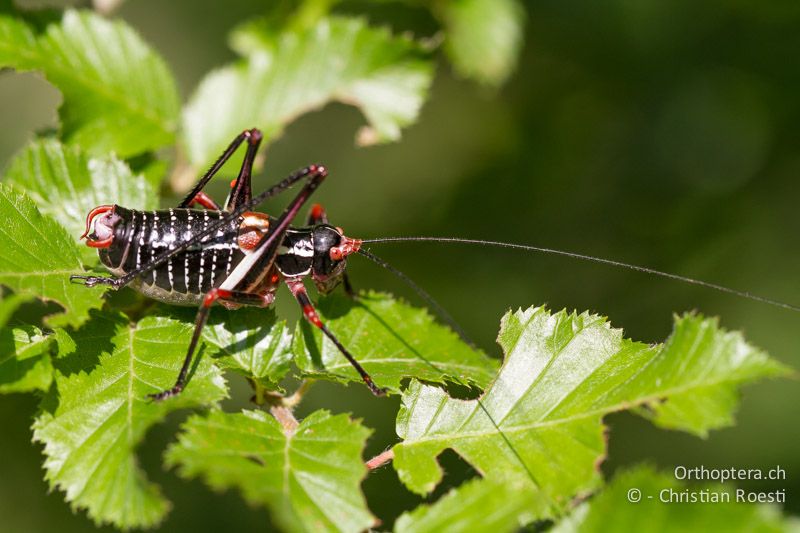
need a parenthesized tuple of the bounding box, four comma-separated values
(69, 275, 124, 289)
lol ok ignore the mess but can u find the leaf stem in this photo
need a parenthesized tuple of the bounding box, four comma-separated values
(270, 405, 299, 434)
(283, 379, 314, 408)
(366, 448, 395, 470)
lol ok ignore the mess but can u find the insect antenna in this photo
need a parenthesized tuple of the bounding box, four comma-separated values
(361, 236, 800, 313)
(357, 248, 474, 346)
(356, 248, 547, 501)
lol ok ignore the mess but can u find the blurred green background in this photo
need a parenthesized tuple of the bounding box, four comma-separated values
(1, 0, 798, 531)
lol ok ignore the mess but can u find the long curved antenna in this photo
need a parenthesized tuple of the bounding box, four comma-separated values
(355, 249, 546, 502)
(361, 237, 800, 313)
(356, 248, 475, 346)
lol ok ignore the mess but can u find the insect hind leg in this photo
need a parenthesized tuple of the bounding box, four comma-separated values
(148, 287, 274, 401)
(178, 128, 262, 210)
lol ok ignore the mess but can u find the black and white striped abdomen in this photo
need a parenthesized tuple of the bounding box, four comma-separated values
(99, 207, 245, 305)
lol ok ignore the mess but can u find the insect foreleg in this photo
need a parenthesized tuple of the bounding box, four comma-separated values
(285, 278, 386, 396)
(69, 274, 125, 288)
(148, 287, 274, 401)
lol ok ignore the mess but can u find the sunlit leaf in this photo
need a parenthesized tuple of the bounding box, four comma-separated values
(166, 408, 376, 533)
(0, 183, 103, 326)
(395, 477, 534, 533)
(4, 138, 157, 262)
(32, 312, 227, 529)
(437, 0, 525, 86)
(201, 306, 293, 386)
(393, 308, 789, 522)
(293, 291, 499, 393)
(0, 291, 52, 394)
(628, 315, 788, 437)
(0, 325, 54, 394)
(551, 466, 792, 533)
(183, 16, 434, 171)
(0, 10, 180, 157)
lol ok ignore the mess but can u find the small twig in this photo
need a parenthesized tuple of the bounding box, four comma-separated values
(270, 405, 299, 435)
(366, 448, 395, 471)
(250, 379, 315, 409)
(282, 379, 314, 408)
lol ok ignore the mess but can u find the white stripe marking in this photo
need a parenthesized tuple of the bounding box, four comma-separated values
(219, 238, 275, 291)
(151, 211, 159, 285)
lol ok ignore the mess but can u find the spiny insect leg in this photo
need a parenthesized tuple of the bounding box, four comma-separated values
(69, 275, 124, 288)
(285, 278, 386, 396)
(152, 164, 330, 400)
(178, 128, 261, 209)
(225, 129, 262, 211)
(148, 288, 273, 401)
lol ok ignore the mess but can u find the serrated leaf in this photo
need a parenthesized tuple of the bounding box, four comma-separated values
(0, 293, 47, 394)
(166, 408, 376, 533)
(32, 312, 227, 529)
(0, 325, 54, 393)
(1, 10, 180, 157)
(395, 477, 534, 533)
(201, 306, 293, 385)
(629, 314, 788, 437)
(293, 291, 499, 393)
(4, 138, 158, 263)
(184, 16, 434, 171)
(0, 183, 103, 326)
(393, 308, 789, 522)
(438, 0, 525, 86)
(552, 466, 793, 533)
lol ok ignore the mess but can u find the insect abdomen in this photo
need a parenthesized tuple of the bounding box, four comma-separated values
(99, 207, 245, 305)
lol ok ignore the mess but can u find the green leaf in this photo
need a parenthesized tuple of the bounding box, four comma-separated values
(395, 477, 534, 533)
(201, 307, 293, 386)
(166, 408, 376, 533)
(0, 294, 49, 395)
(552, 466, 793, 533)
(183, 16, 434, 171)
(437, 0, 525, 86)
(628, 315, 789, 437)
(33, 312, 227, 529)
(293, 291, 499, 393)
(4, 138, 158, 263)
(0, 10, 180, 157)
(0, 12, 37, 66)
(0, 183, 103, 326)
(0, 325, 54, 394)
(393, 308, 788, 522)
